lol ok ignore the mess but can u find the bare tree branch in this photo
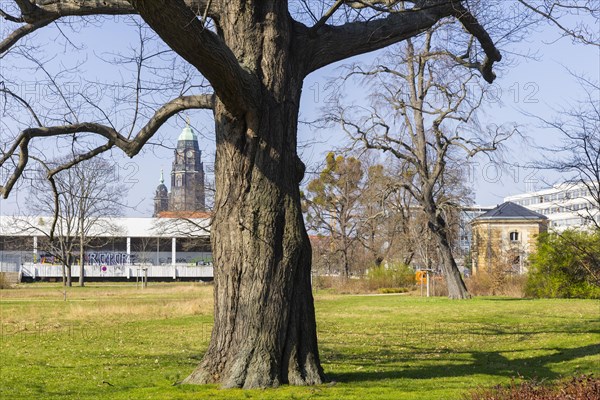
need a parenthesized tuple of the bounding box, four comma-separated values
(309, 0, 345, 35)
(517, 0, 600, 47)
(0, 93, 214, 198)
(0, 18, 55, 54)
(449, 2, 502, 82)
(0, 83, 43, 126)
(129, 0, 257, 113)
(304, 0, 502, 83)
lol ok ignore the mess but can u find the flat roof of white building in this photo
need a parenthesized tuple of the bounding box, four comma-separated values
(0, 216, 210, 238)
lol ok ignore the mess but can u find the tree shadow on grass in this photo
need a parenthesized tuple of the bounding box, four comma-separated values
(327, 343, 600, 384)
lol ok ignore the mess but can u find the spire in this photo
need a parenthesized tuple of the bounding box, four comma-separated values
(160, 169, 164, 185)
(178, 119, 198, 141)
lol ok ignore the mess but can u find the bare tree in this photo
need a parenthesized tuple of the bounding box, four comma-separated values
(304, 154, 406, 276)
(357, 162, 398, 268)
(132, 236, 155, 266)
(22, 157, 126, 286)
(309, 234, 335, 276)
(1, 0, 595, 389)
(331, 23, 515, 298)
(357, 160, 416, 268)
(384, 160, 472, 273)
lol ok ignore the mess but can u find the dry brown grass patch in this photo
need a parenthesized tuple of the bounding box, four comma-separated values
(0, 273, 8, 289)
(67, 297, 213, 321)
(0, 282, 214, 326)
(466, 272, 527, 297)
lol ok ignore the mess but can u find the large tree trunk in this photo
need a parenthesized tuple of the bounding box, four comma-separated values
(427, 213, 470, 299)
(184, 96, 323, 388)
(432, 227, 470, 299)
(183, 4, 323, 388)
(423, 196, 470, 299)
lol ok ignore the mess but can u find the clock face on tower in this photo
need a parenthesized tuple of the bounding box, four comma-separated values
(186, 150, 194, 159)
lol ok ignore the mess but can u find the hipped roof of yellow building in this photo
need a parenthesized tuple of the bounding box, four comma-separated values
(474, 201, 548, 221)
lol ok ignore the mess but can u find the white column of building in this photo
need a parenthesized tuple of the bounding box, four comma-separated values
(126, 237, 131, 279)
(126, 237, 131, 265)
(33, 236, 38, 264)
(172, 237, 176, 266)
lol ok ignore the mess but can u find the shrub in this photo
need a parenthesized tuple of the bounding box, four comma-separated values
(465, 375, 600, 400)
(526, 229, 600, 299)
(312, 275, 370, 294)
(0, 273, 10, 289)
(430, 276, 448, 297)
(312, 263, 416, 294)
(312, 274, 334, 290)
(377, 287, 409, 294)
(466, 271, 527, 297)
(366, 263, 414, 291)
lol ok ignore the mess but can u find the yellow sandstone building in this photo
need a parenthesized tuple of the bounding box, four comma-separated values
(471, 202, 548, 275)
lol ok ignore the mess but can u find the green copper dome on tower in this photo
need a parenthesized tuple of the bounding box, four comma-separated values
(178, 119, 197, 141)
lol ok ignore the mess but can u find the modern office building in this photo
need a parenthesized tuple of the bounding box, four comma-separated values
(504, 182, 599, 230)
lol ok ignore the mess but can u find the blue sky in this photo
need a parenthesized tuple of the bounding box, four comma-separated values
(296, 18, 599, 208)
(0, 9, 598, 216)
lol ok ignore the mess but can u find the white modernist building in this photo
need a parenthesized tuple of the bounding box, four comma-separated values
(0, 215, 213, 281)
(504, 182, 599, 230)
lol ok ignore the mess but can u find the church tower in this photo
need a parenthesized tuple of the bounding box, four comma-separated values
(153, 169, 169, 216)
(169, 122, 206, 212)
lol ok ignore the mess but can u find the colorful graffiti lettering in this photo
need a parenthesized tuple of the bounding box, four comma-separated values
(39, 253, 130, 266)
(86, 253, 130, 266)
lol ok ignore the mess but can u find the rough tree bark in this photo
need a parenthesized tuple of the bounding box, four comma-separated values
(423, 196, 470, 299)
(178, 4, 323, 388)
(184, 99, 322, 387)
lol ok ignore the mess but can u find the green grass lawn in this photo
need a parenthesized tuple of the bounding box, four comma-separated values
(1, 283, 598, 399)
